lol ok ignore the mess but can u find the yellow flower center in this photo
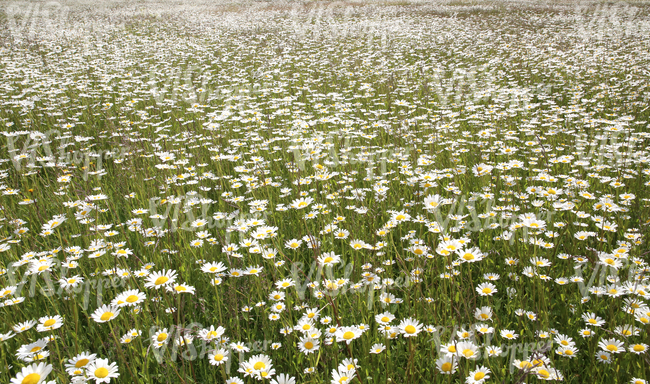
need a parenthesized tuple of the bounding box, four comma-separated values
(253, 362, 266, 370)
(95, 367, 109, 378)
(633, 345, 645, 352)
(441, 362, 452, 372)
(448, 345, 456, 353)
(305, 342, 314, 349)
(75, 359, 89, 368)
(126, 295, 139, 303)
(381, 316, 390, 322)
(174, 286, 186, 292)
(155, 276, 169, 285)
(22, 373, 41, 384)
(474, 372, 485, 380)
(482, 288, 492, 294)
(606, 344, 617, 352)
(343, 331, 355, 339)
(100, 312, 114, 321)
(214, 354, 224, 361)
(463, 349, 474, 357)
(405, 325, 416, 334)
(157, 333, 168, 342)
(43, 319, 56, 327)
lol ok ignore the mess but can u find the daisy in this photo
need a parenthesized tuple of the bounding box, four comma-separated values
(466, 366, 490, 384)
(294, 318, 315, 333)
(578, 328, 594, 338)
(275, 278, 294, 289)
(290, 197, 313, 209)
(151, 328, 170, 347)
(298, 337, 320, 355)
(331, 367, 356, 384)
(91, 305, 120, 323)
(245, 265, 263, 276)
(629, 343, 648, 354)
(375, 311, 395, 325)
(370, 343, 386, 354)
(475, 323, 494, 335)
(582, 312, 605, 327)
(59, 276, 84, 290)
(336, 326, 362, 344)
(246, 354, 274, 374)
(270, 374, 296, 384)
(144, 270, 177, 289)
(474, 306, 493, 321)
(334, 229, 350, 239)
(10, 362, 53, 384)
(230, 342, 250, 353)
(20, 350, 50, 362)
(284, 239, 302, 250)
(458, 247, 485, 263)
(303, 307, 321, 320)
(198, 325, 225, 342)
(167, 283, 196, 295)
(13, 320, 37, 333)
(318, 252, 341, 267)
(113, 289, 145, 307)
(17, 340, 49, 358)
(456, 341, 480, 359)
(595, 351, 612, 364)
(500, 329, 519, 340)
(65, 352, 97, 376)
(208, 348, 229, 366)
(485, 346, 503, 357)
(556, 346, 579, 358)
(598, 338, 625, 353)
(436, 355, 457, 374)
(476, 282, 497, 296)
(398, 317, 422, 337)
(37, 315, 64, 332)
(86, 358, 119, 383)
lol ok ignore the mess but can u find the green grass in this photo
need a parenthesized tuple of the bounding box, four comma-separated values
(1, 1, 650, 384)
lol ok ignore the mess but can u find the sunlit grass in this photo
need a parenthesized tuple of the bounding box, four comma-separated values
(1, 1, 650, 383)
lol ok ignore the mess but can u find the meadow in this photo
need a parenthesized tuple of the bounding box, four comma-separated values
(1, 0, 650, 383)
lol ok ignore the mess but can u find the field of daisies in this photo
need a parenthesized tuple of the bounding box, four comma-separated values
(1, 0, 650, 383)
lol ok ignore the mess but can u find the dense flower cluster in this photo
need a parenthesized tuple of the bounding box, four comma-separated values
(1, 1, 649, 383)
